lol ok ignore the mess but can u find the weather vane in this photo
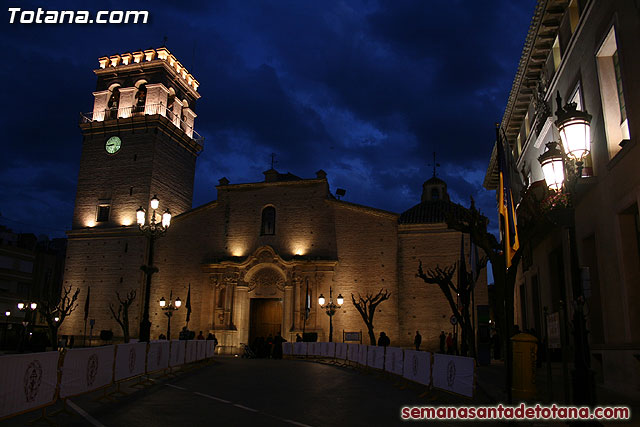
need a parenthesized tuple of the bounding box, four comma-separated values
(270, 153, 278, 170)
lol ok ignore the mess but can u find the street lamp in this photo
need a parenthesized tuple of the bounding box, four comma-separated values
(318, 287, 343, 342)
(136, 195, 172, 342)
(3, 311, 9, 348)
(159, 291, 181, 340)
(17, 301, 38, 353)
(538, 94, 595, 406)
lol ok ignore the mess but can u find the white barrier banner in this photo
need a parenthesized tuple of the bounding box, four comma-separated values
(185, 340, 198, 363)
(196, 340, 206, 360)
(169, 340, 185, 367)
(358, 344, 367, 366)
(307, 342, 318, 356)
(324, 342, 336, 357)
(347, 343, 359, 361)
(366, 345, 385, 370)
(114, 342, 147, 382)
(402, 350, 431, 386)
(205, 340, 216, 358)
(0, 351, 59, 419)
(147, 340, 170, 372)
(384, 347, 404, 375)
(293, 342, 307, 356)
(282, 342, 293, 355)
(335, 343, 347, 359)
(60, 346, 115, 398)
(432, 354, 475, 397)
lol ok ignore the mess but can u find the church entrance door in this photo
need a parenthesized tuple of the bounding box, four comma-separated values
(249, 298, 282, 346)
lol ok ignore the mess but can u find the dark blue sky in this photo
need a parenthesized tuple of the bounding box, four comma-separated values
(0, 1, 535, 238)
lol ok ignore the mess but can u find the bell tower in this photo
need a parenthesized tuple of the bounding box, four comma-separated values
(61, 48, 203, 340)
(74, 47, 203, 229)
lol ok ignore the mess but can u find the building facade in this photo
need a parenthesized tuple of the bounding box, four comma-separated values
(485, 0, 639, 397)
(60, 48, 487, 353)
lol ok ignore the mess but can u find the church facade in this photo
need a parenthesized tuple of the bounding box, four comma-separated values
(60, 48, 487, 352)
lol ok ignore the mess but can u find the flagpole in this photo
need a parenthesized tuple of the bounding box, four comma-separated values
(496, 123, 513, 404)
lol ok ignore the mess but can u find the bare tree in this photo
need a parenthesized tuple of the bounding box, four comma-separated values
(351, 288, 391, 345)
(109, 289, 136, 343)
(416, 258, 486, 357)
(39, 286, 80, 348)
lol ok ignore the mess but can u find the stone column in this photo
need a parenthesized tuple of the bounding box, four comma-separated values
(293, 277, 301, 330)
(234, 283, 250, 349)
(182, 108, 197, 138)
(284, 283, 293, 340)
(144, 83, 169, 115)
(118, 87, 136, 118)
(92, 90, 109, 121)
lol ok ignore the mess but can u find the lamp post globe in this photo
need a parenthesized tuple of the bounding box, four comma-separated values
(555, 102, 592, 161)
(538, 141, 565, 190)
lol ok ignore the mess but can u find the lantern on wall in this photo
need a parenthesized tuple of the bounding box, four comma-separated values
(538, 141, 565, 190)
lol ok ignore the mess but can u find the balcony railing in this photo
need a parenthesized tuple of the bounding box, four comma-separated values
(80, 103, 204, 144)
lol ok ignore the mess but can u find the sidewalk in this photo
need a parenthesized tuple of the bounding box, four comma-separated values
(476, 360, 639, 411)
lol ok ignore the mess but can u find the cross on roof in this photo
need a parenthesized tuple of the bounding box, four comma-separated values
(429, 152, 441, 178)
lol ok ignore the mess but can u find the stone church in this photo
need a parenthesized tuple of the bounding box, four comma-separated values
(61, 48, 487, 352)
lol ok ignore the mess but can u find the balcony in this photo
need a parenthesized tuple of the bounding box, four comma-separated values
(80, 103, 204, 145)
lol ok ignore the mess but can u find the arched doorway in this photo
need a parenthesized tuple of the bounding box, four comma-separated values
(246, 266, 285, 351)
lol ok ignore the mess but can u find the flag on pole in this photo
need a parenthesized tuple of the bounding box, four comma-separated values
(84, 286, 91, 321)
(185, 283, 192, 324)
(496, 132, 520, 268)
(304, 278, 310, 320)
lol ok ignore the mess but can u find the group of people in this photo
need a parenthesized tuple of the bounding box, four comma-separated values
(250, 332, 287, 359)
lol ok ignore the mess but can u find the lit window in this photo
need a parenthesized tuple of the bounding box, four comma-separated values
(261, 206, 276, 235)
(596, 26, 630, 158)
(552, 36, 561, 71)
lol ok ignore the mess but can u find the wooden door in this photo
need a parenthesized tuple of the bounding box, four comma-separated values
(249, 299, 282, 343)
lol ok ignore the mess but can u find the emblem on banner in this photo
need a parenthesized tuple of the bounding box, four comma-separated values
(129, 348, 136, 372)
(447, 360, 456, 387)
(412, 355, 418, 377)
(23, 360, 43, 402)
(87, 354, 98, 386)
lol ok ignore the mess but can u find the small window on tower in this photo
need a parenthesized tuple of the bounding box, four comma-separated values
(261, 206, 276, 235)
(431, 188, 440, 200)
(96, 204, 110, 223)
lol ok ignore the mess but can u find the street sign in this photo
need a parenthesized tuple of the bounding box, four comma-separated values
(450, 315, 458, 326)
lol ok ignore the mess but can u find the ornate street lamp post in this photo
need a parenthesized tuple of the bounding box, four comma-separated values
(538, 93, 595, 406)
(159, 291, 181, 340)
(136, 195, 171, 342)
(318, 287, 343, 342)
(17, 301, 37, 352)
(3, 310, 9, 348)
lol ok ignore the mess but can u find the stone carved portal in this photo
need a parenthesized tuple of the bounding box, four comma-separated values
(248, 267, 285, 298)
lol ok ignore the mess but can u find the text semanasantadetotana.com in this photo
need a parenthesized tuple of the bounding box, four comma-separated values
(401, 403, 630, 421)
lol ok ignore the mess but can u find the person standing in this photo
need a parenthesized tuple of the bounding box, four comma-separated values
(446, 332, 454, 354)
(273, 332, 286, 359)
(414, 331, 422, 351)
(377, 332, 390, 347)
(439, 331, 446, 353)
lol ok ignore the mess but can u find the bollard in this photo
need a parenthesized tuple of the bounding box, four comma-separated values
(511, 333, 538, 400)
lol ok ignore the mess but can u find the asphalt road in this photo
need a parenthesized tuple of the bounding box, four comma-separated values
(6, 357, 480, 427)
